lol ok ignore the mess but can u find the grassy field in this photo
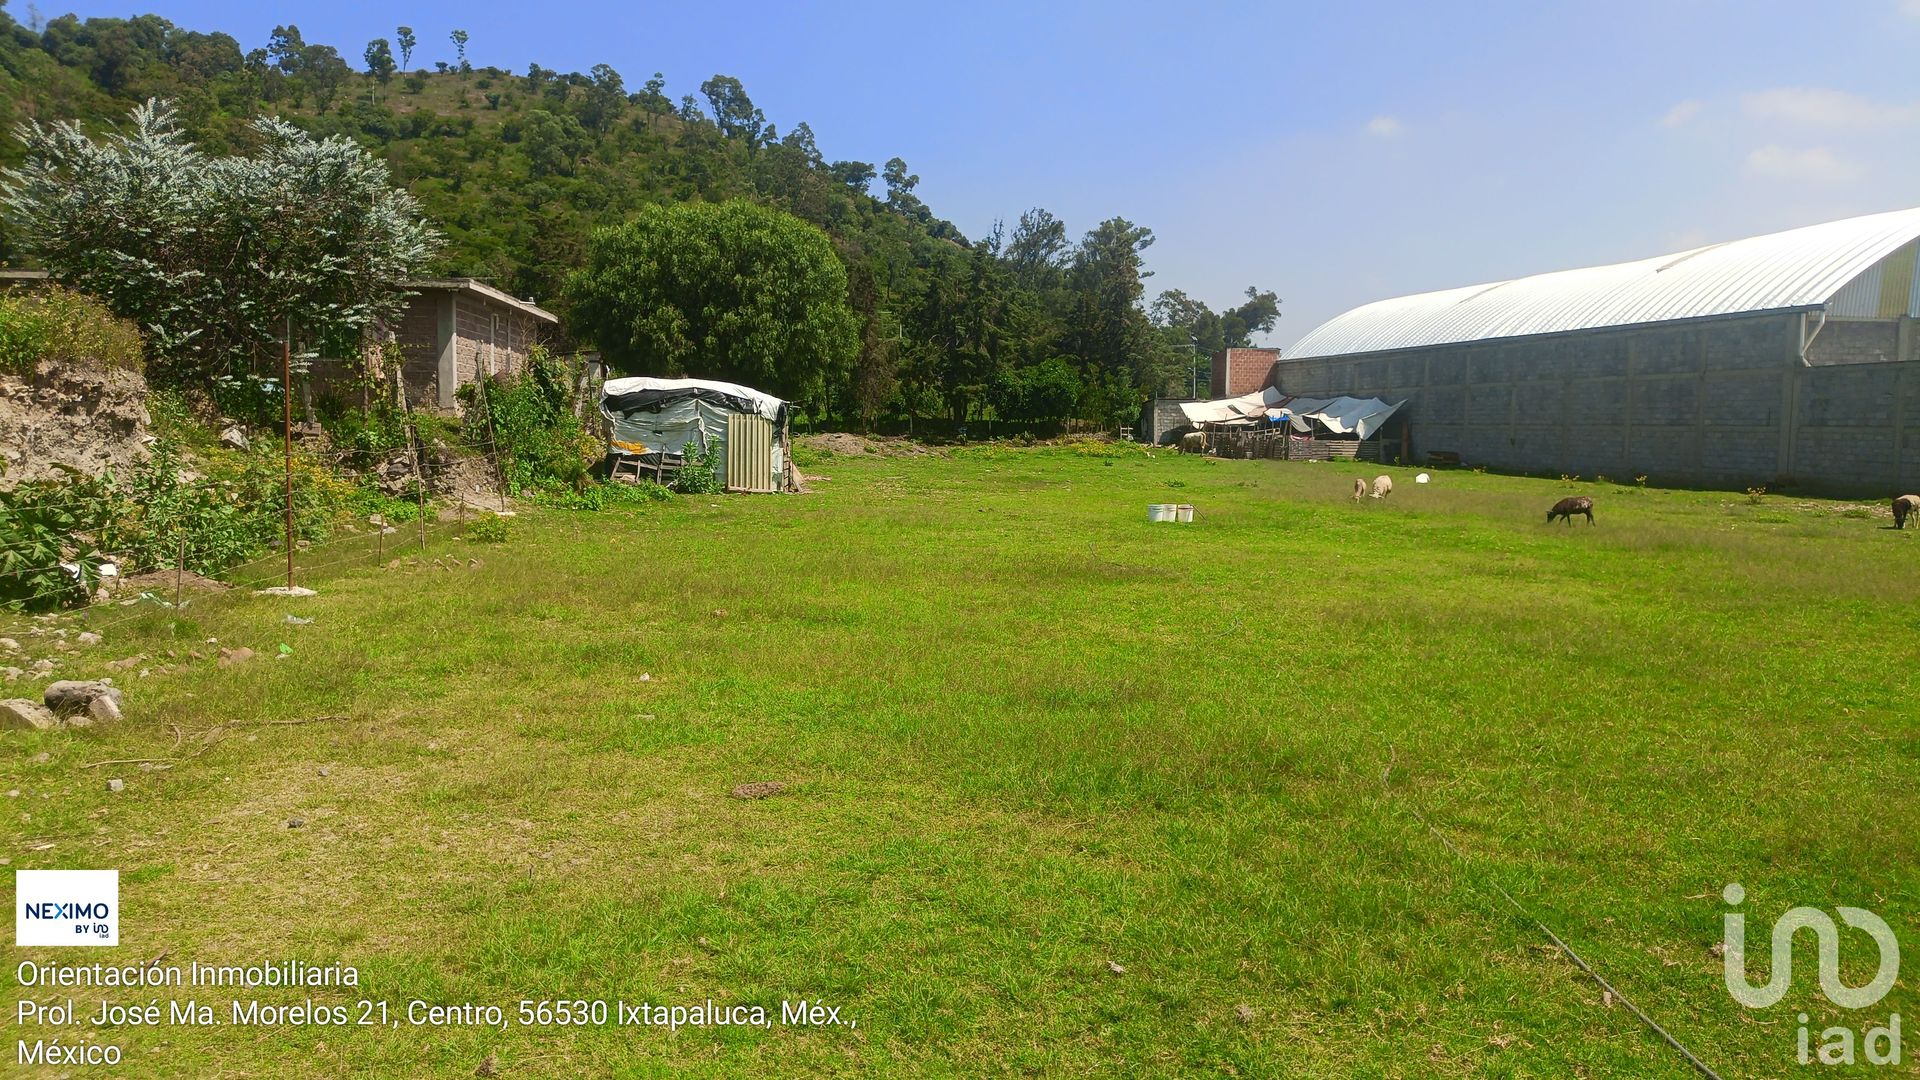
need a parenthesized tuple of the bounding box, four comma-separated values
(4, 443, 1917, 1078)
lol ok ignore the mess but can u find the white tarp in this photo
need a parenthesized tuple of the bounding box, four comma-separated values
(1179, 391, 1405, 440)
(600, 376, 785, 422)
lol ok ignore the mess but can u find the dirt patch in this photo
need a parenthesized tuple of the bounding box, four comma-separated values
(0, 359, 151, 491)
(798, 432, 943, 458)
(729, 781, 789, 800)
(120, 569, 233, 596)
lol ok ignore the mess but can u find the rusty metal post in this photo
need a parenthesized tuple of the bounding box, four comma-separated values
(282, 316, 295, 590)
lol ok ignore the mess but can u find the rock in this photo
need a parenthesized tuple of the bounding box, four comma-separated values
(638, 673, 651, 682)
(87, 695, 122, 724)
(286, 817, 305, 829)
(217, 647, 255, 667)
(1235, 1004, 1255, 1024)
(475, 1051, 498, 1078)
(43, 680, 124, 716)
(76, 631, 101, 646)
(283, 615, 314, 625)
(729, 781, 787, 800)
(107, 778, 125, 793)
(30, 659, 55, 674)
(32, 752, 50, 764)
(254, 586, 318, 597)
(1105, 960, 1126, 975)
(2, 667, 20, 681)
(219, 424, 250, 451)
(5, 790, 16, 798)
(104, 656, 145, 672)
(0, 637, 19, 651)
(0, 699, 59, 731)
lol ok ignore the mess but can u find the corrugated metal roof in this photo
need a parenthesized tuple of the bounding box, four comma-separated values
(1288, 206, 1920, 359)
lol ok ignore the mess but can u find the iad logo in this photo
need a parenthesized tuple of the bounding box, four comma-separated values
(1723, 883, 1901, 1066)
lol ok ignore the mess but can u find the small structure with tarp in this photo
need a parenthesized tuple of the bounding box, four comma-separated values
(1179, 388, 1409, 462)
(598, 376, 797, 492)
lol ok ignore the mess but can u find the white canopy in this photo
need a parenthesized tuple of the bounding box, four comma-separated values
(600, 376, 785, 422)
(1180, 390, 1405, 440)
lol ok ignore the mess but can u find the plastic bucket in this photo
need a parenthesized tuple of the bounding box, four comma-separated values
(1176, 504, 1195, 523)
(1147, 504, 1177, 522)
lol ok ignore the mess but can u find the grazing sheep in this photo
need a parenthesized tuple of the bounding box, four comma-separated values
(1547, 495, 1595, 525)
(1369, 475, 1392, 499)
(1895, 494, 1920, 529)
(1352, 477, 1367, 501)
(1180, 431, 1207, 454)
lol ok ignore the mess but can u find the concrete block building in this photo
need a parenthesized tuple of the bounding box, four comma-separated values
(1273, 207, 1920, 491)
(1211, 347, 1280, 399)
(387, 278, 559, 410)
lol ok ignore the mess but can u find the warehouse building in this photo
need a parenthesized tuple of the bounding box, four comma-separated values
(1269, 207, 1920, 490)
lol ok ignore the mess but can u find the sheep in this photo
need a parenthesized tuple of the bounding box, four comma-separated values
(1352, 477, 1367, 501)
(1180, 431, 1207, 454)
(1369, 475, 1393, 499)
(1895, 494, 1919, 529)
(1547, 495, 1595, 525)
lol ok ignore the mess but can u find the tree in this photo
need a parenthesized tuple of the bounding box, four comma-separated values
(1064, 217, 1159, 412)
(1221, 286, 1280, 346)
(521, 108, 588, 177)
(638, 71, 668, 129)
(1007, 207, 1069, 288)
(394, 25, 414, 70)
(883, 157, 930, 222)
(699, 74, 763, 145)
(1, 99, 440, 387)
(363, 38, 394, 85)
(829, 160, 875, 196)
(568, 200, 859, 404)
(448, 28, 468, 75)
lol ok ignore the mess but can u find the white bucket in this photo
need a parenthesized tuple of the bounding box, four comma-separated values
(1148, 504, 1177, 522)
(1176, 504, 1195, 523)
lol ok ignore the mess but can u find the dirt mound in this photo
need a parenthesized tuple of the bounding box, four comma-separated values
(0, 360, 151, 491)
(798, 432, 940, 457)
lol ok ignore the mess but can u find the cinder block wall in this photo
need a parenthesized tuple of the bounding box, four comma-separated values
(1211, 348, 1280, 398)
(1272, 313, 1917, 492)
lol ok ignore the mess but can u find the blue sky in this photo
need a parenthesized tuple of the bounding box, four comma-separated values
(36, 0, 1920, 346)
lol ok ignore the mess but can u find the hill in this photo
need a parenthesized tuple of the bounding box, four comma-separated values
(0, 7, 1277, 423)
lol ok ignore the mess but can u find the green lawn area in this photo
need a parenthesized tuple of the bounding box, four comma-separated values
(5, 444, 1916, 1078)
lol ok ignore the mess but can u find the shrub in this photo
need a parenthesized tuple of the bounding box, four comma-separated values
(0, 286, 144, 377)
(672, 440, 725, 494)
(458, 346, 596, 494)
(465, 514, 510, 543)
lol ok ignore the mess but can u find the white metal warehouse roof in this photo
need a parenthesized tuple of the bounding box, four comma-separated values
(1288, 206, 1920, 360)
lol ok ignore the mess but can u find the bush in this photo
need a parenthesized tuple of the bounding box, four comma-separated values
(0, 286, 143, 377)
(458, 346, 597, 494)
(671, 440, 725, 495)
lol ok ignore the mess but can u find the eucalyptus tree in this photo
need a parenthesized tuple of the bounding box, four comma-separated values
(1, 99, 440, 386)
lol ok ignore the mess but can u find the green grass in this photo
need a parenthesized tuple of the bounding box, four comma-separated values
(4, 447, 1916, 1078)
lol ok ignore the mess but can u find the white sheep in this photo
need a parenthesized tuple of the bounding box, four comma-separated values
(1352, 477, 1367, 501)
(1369, 475, 1393, 499)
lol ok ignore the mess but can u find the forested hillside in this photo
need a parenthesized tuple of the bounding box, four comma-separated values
(0, 4, 1279, 424)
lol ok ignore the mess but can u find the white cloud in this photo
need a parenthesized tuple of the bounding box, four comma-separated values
(1903, 0, 1920, 18)
(1745, 145, 1863, 184)
(1743, 87, 1920, 128)
(1365, 115, 1403, 138)
(1660, 100, 1703, 128)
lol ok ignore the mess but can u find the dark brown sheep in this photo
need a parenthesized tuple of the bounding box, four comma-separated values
(1547, 495, 1594, 525)
(1895, 494, 1919, 529)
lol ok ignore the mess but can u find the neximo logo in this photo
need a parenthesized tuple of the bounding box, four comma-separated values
(15, 870, 119, 946)
(1723, 883, 1902, 1067)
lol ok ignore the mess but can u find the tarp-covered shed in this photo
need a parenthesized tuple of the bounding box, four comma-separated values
(1179, 388, 1406, 439)
(599, 377, 792, 492)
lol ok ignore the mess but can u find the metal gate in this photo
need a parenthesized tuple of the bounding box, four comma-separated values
(725, 412, 776, 493)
